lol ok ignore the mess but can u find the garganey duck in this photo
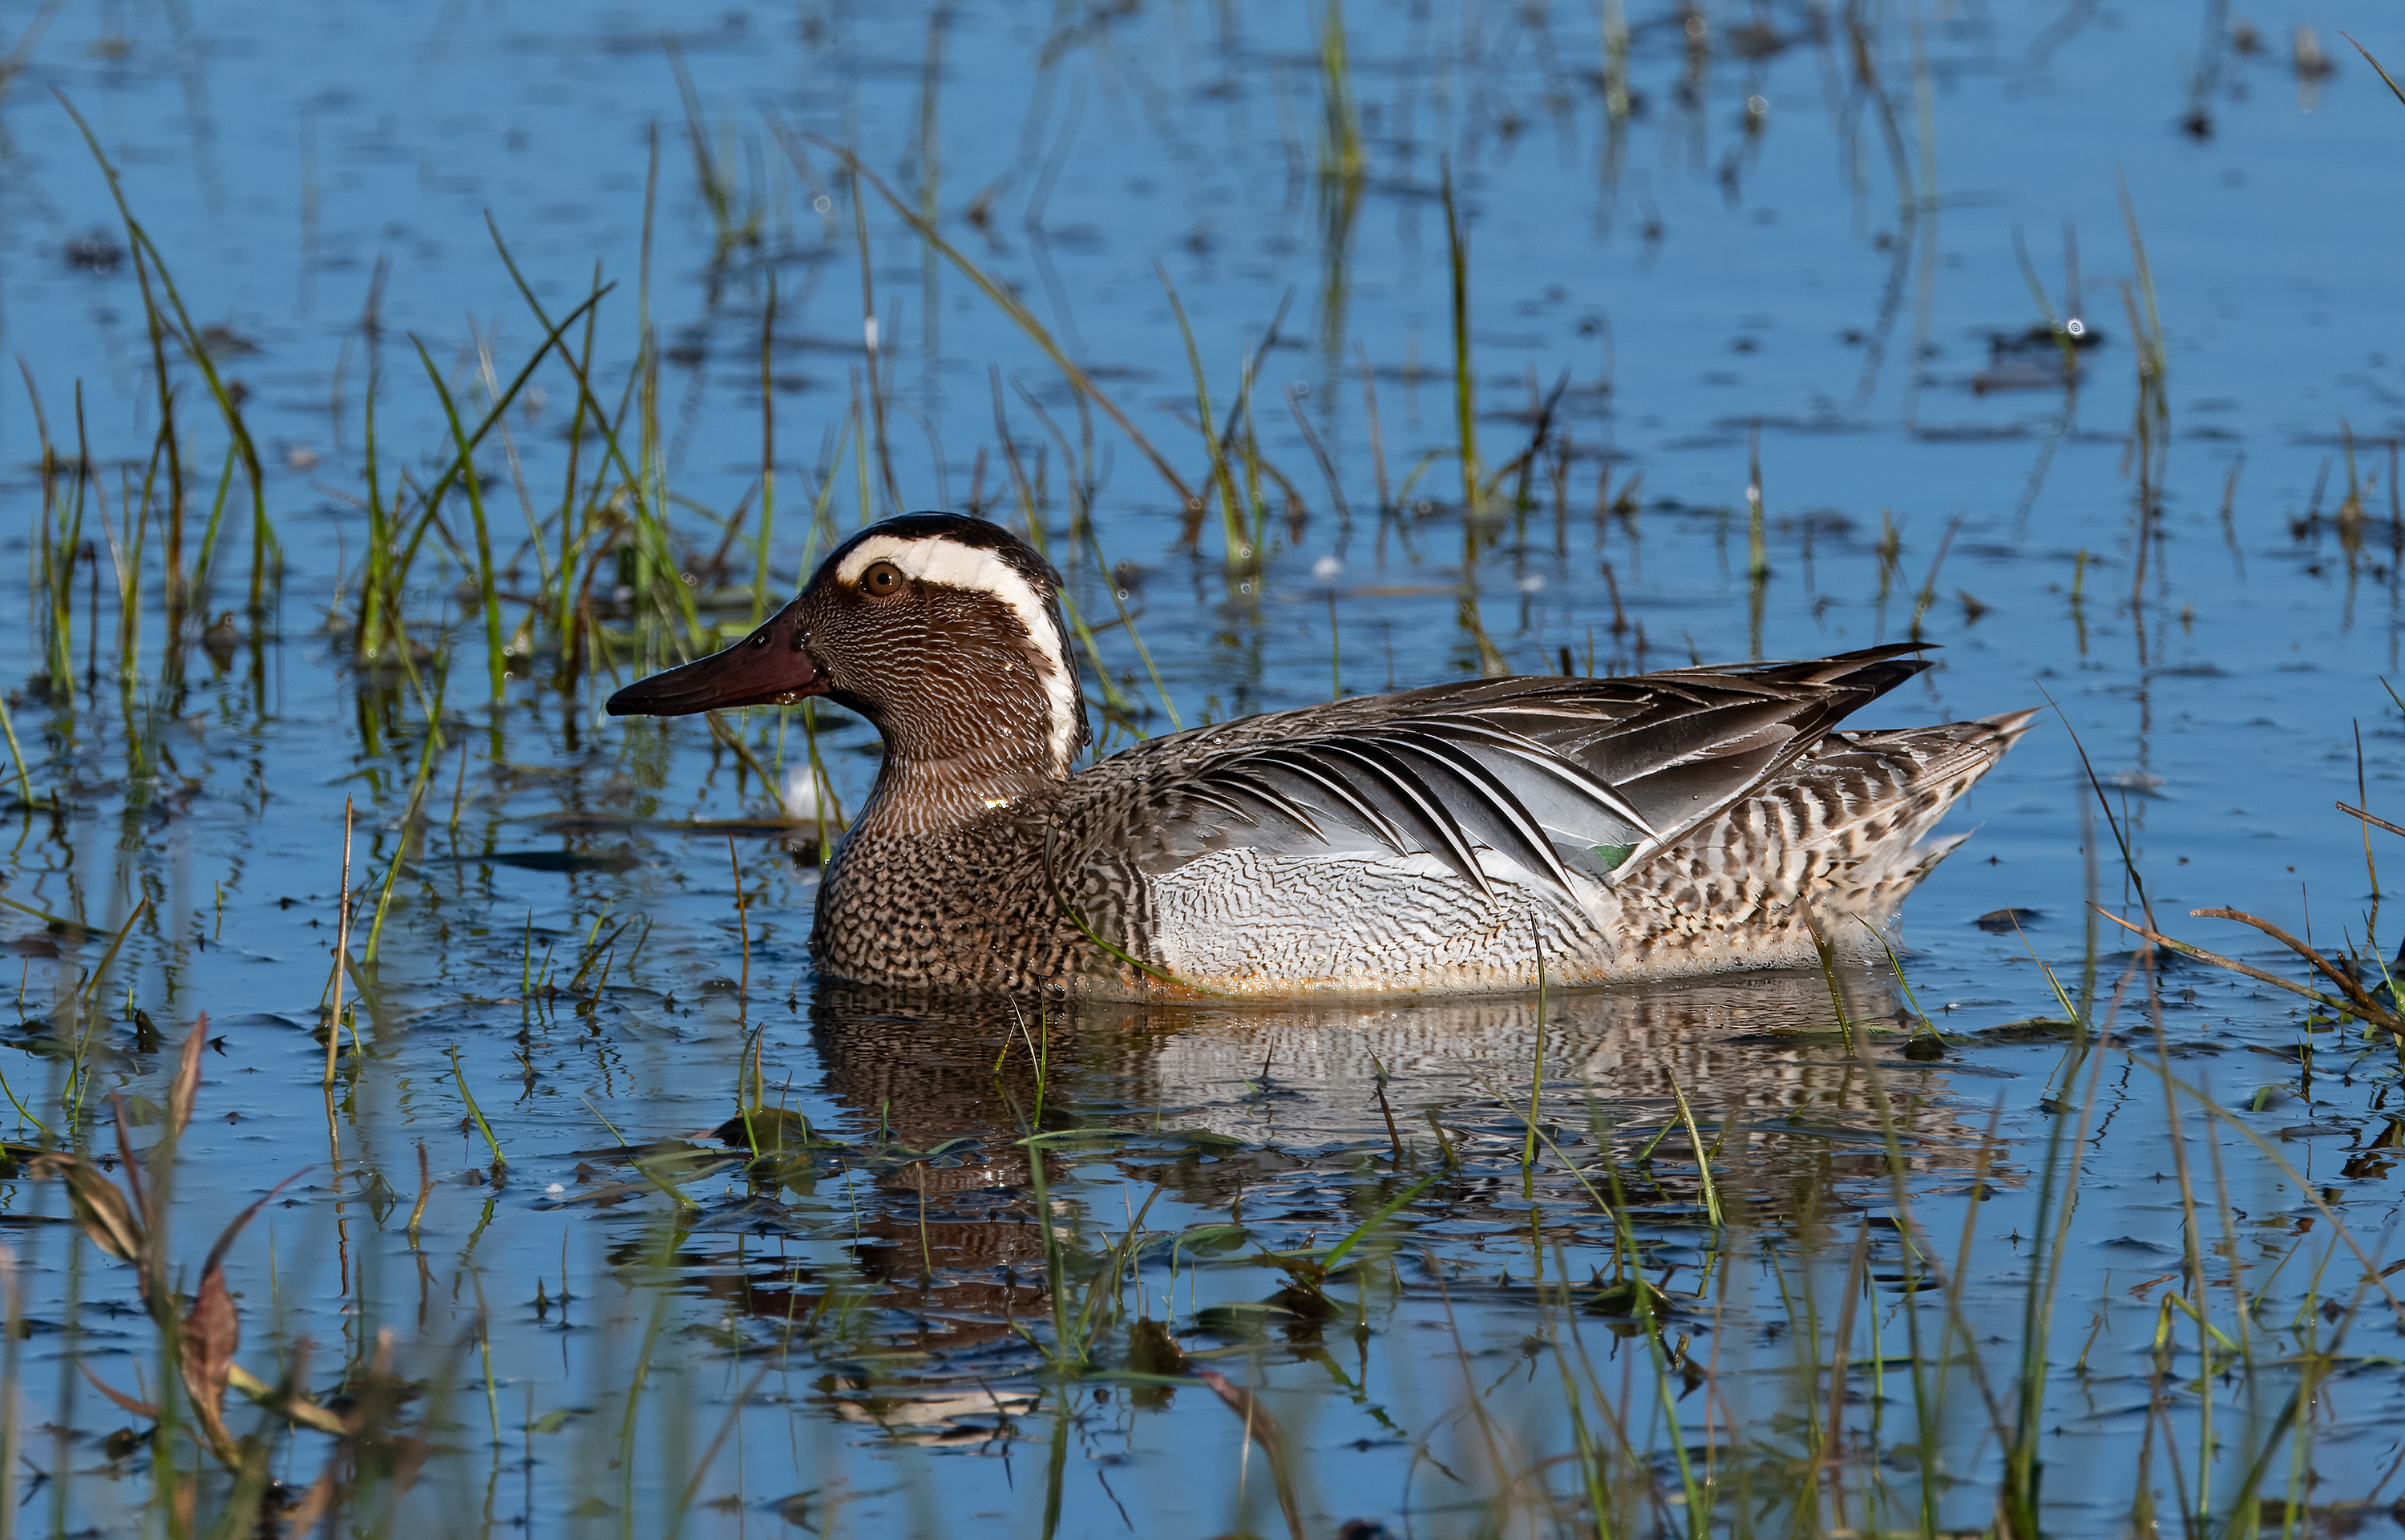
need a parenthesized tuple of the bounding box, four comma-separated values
(608, 513, 2033, 997)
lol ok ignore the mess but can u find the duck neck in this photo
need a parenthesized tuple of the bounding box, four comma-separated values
(847, 740, 1066, 839)
(833, 646, 1084, 839)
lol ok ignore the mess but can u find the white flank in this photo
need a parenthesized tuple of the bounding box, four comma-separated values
(835, 533, 1081, 772)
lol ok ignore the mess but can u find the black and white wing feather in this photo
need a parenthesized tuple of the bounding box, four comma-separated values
(1103, 645, 1930, 902)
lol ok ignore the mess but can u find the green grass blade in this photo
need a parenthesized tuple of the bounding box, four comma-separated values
(792, 127, 1194, 507)
(413, 338, 509, 703)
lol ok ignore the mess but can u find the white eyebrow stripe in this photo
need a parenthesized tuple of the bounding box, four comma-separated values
(835, 533, 1081, 773)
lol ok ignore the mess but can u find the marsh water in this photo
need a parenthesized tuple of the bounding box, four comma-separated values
(3, 1, 2405, 1534)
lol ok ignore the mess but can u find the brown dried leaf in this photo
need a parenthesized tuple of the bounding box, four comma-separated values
(180, 1170, 309, 1469)
(77, 1360, 159, 1421)
(1192, 1368, 1306, 1540)
(28, 1154, 146, 1263)
(110, 1099, 152, 1236)
(180, 1255, 241, 1464)
(168, 1013, 208, 1139)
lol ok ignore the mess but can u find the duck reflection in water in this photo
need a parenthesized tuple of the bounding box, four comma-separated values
(645, 972, 2003, 1345)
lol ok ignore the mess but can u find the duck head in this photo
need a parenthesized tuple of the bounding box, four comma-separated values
(606, 513, 1090, 782)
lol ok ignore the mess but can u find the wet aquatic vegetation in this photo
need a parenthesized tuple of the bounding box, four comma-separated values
(3, 925, 2401, 1536)
(1442, 161, 1481, 527)
(27, 1027, 358, 1497)
(1, 0, 2403, 1533)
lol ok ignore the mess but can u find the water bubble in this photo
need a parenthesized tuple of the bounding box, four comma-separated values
(1516, 575, 1546, 593)
(812, 195, 832, 213)
(1312, 556, 1344, 581)
(2065, 317, 2086, 338)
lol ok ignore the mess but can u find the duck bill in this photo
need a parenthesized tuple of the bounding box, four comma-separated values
(604, 610, 827, 717)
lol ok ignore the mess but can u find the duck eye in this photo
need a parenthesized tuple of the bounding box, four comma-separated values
(859, 561, 906, 599)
